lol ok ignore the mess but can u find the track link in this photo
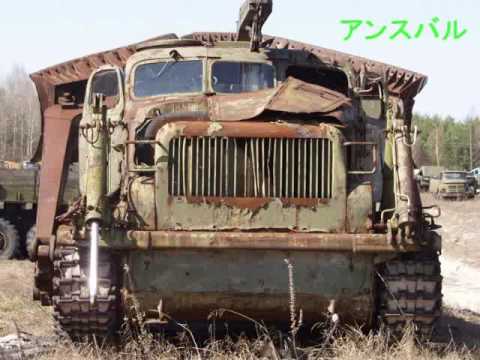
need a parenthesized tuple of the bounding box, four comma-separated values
(376, 252, 442, 339)
(52, 247, 120, 340)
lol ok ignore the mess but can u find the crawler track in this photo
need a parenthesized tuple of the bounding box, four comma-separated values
(376, 252, 442, 338)
(52, 247, 120, 340)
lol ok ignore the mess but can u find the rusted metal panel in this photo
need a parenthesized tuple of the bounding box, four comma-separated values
(36, 105, 81, 244)
(182, 196, 324, 209)
(29, 34, 178, 111)
(134, 292, 372, 323)
(160, 120, 332, 139)
(120, 230, 416, 252)
(56, 223, 418, 252)
(208, 77, 351, 122)
(30, 33, 426, 114)
(56, 222, 418, 252)
(125, 250, 374, 323)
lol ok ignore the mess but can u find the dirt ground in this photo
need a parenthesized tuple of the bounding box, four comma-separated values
(0, 195, 480, 355)
(422, 193, 480, 315)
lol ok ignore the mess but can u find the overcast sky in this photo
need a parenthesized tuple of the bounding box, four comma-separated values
(0, 0, 478, 119)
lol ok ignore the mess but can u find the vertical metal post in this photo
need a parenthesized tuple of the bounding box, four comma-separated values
(84, 94, 108, 304)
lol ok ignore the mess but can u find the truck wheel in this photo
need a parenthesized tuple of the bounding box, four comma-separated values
(26, 226, 37, 261)
(0, 218, 19, 260)
(375, 252, 442, 340)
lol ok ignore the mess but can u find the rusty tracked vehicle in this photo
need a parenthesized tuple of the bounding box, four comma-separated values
(29, 0, 442, 339)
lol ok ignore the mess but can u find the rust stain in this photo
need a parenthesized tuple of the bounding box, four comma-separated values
(184, 196, 271, 210)
(180, 196, 324, 210)
(178, 120, 330, 139)
(125, 230, 418, 252)
(281, 197, 326, 207)
(208, 77, 351, 123)
(134, 292, 372, 324)
(36, 105, 81, 244)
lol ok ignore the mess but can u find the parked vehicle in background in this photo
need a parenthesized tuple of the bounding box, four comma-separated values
(0, 164, 38, 259)
(469, 167, 480, 192)
(466, 174, 477, 195)
(417, 166, 445, 191)
(0, 163, 79, 259)
(430, 170, 471, 200)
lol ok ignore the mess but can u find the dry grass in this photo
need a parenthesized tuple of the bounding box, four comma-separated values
(1, 261, 480, 359)
(0, 260, 53, 337)
(35, 325, 479, 360)
(3, 195, 480, 358)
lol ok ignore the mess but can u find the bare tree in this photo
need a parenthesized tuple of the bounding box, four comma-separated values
(0, 65, 41, 162)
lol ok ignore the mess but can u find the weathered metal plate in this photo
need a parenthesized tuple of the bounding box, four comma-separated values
(126, 249, 374, 323)
(208, 77, 351, 122)
(36, 105, 81, 243)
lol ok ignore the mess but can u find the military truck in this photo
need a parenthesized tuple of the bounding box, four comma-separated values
(29, 0, 441, 340)
(0, 165, 38, 259)
(417, 166, 445, 192)
(0, 163, 79, 259)
(430, 170, 472, 200)
(466, 173, 477, 195)
(469, 167, 480, 192)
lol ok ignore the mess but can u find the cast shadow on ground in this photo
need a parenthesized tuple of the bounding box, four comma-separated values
(435, 309, 480, 350)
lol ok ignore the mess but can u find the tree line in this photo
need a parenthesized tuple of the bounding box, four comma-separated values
(412, 113, 480, 171)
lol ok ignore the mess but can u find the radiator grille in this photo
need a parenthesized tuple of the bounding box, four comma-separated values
(447, 184, 464, 193)
(168, 137, 333, 199)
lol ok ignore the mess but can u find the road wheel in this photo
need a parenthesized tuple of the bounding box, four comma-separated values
(0, 218, 19, 260)
(26, 226, 37, 261)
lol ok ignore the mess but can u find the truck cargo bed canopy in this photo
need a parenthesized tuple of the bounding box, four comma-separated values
(30, 32, 427, 113)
